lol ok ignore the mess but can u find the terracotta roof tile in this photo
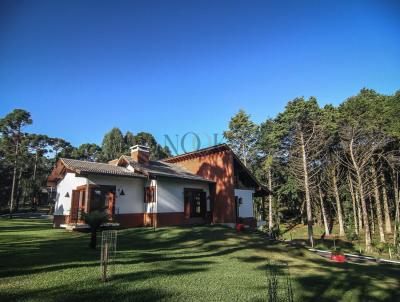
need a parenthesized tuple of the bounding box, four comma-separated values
(61, 158, 145, 178)
(121, 156, 213, 182)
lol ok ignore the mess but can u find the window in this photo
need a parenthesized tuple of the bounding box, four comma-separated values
(194, 194, 201, 215)
(144, 186, 155, 203)
(184, 189, 206, 218)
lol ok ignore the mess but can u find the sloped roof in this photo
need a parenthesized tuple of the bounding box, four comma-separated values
(163, 143, 269, 195)
(60, 158, 145, 178)
(163, 143, 229, 163)
(119, 155, 213, 182)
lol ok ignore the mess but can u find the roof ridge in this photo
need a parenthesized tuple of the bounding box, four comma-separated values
(61, 158, 118, 167)
(162, 143, 229, 162)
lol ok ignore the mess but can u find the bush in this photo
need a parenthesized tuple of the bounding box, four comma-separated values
(345, 228, 359, 241)
(81, 210, 109, 249)
(261, 225, 281, 240)
(331, 247, 344, 256)
(373, 242, 388, 256)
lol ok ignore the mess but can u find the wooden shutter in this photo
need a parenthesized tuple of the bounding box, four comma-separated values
(108, 192, 115, 215)
(150, 186, 155, 203)
(70, 190, 80, 223)
(144, 187, 148, 203)
(184, 189, 191, 219)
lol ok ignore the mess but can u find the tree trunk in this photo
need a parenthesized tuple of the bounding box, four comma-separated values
(268, 167, 273, 230)
(90, 229, 97, 249)
(349, 175, 359, 235)
(242, 144, 247, 167)
(318, 186, 330, 235)
(332, 169, 345, 237)
(394, 169, 399, 246)
(300, 131, 313, 247)
(349, 137, 372, 252)
(356, 190, 363, 230)
(15, 168, 23, 212)
(9, 135, 20, 219)
(371, 164, 385, 242)
(32, 151, 38, 207)
(380, 172, 392, 233)
(370, 200, 375, 235)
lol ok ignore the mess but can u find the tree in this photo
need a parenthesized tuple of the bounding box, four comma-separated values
(258, 118, 280, 229)
(101, 128, 125, 161)
(124, 131, 136, 148)
(0, 109, 32, 217)
(82, 210, 109, 249)
(338, 89, 390, 251)
(71, 143, 102, 161)
(27, 134, 52, 207)
(134, 132, 171, 160)
(275, 97, 324, 246)
(224, 109, 259, 167)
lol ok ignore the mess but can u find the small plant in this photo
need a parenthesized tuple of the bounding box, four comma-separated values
(331, 246, 344, 256)
(261, 225, 282, 240)
(81, 210, 109, 249)
(345, 229, 359, 241)
(374, 242, 388, 257)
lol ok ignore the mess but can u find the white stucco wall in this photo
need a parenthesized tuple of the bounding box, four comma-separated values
(157, 178, 210, 213)
(54, 172, 211, 216)
(235, 189, 255, 218)
(54, 172, 87, 215)
(87, 175, 145, 214)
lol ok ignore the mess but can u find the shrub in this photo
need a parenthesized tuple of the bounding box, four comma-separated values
(374, 242, 388, 256)
(331, 247, 344, 256)
(345, 228, 359, 241)
(261, 225, 281, 240)
(81, 210, 109, 249)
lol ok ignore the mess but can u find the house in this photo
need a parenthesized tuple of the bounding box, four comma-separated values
(47, 144, 268, 229)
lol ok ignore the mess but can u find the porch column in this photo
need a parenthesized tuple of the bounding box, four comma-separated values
(84, 181, 90, 213)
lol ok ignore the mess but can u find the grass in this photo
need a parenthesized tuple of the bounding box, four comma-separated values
(280, 223, 398, 259)
(0, 219, 399, 302)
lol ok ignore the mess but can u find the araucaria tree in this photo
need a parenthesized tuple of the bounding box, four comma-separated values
(224, 109, 259, 168)
(0, 109, 32, 218)
(274, 97, 324, 247)
(224, 89, 400, 254)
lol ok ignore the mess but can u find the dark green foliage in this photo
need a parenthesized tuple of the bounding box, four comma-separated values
(71, 143, 102, 161)
(223, 109, 259, 167)
(134, 131, 171, 160)
(331, 247, 344, 256)
(373, 242, 388, 256)
(101, 127, 125, 161)
(101, 129, 171, 161)
(81, 210, 109, 249)
(0, 109, 172, 211)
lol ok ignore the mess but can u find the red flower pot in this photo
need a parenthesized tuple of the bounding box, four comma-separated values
(331, 254, 346, 263)
(236, 223, 245, 232)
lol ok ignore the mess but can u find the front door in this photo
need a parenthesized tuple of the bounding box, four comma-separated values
(184, 189, 207, 222)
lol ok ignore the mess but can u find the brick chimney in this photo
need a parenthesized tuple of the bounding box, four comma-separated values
(130, 145, 150, 164)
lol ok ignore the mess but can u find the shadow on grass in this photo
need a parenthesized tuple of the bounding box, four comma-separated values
(1, 219, 400, 302)
(0, 281, 175, 302)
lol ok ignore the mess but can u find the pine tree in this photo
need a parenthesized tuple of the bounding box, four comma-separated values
(223, 109, 259, 167)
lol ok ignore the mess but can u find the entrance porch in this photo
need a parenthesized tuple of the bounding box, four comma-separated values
(62, 184, 119, 229)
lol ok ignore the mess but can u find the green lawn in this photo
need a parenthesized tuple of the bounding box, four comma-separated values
(0, 219, 399, 302)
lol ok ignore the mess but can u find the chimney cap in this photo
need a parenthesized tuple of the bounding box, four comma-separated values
(130, 145, 150, 152)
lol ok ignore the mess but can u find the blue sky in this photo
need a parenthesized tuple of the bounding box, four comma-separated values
(0, 0, 399, 153)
